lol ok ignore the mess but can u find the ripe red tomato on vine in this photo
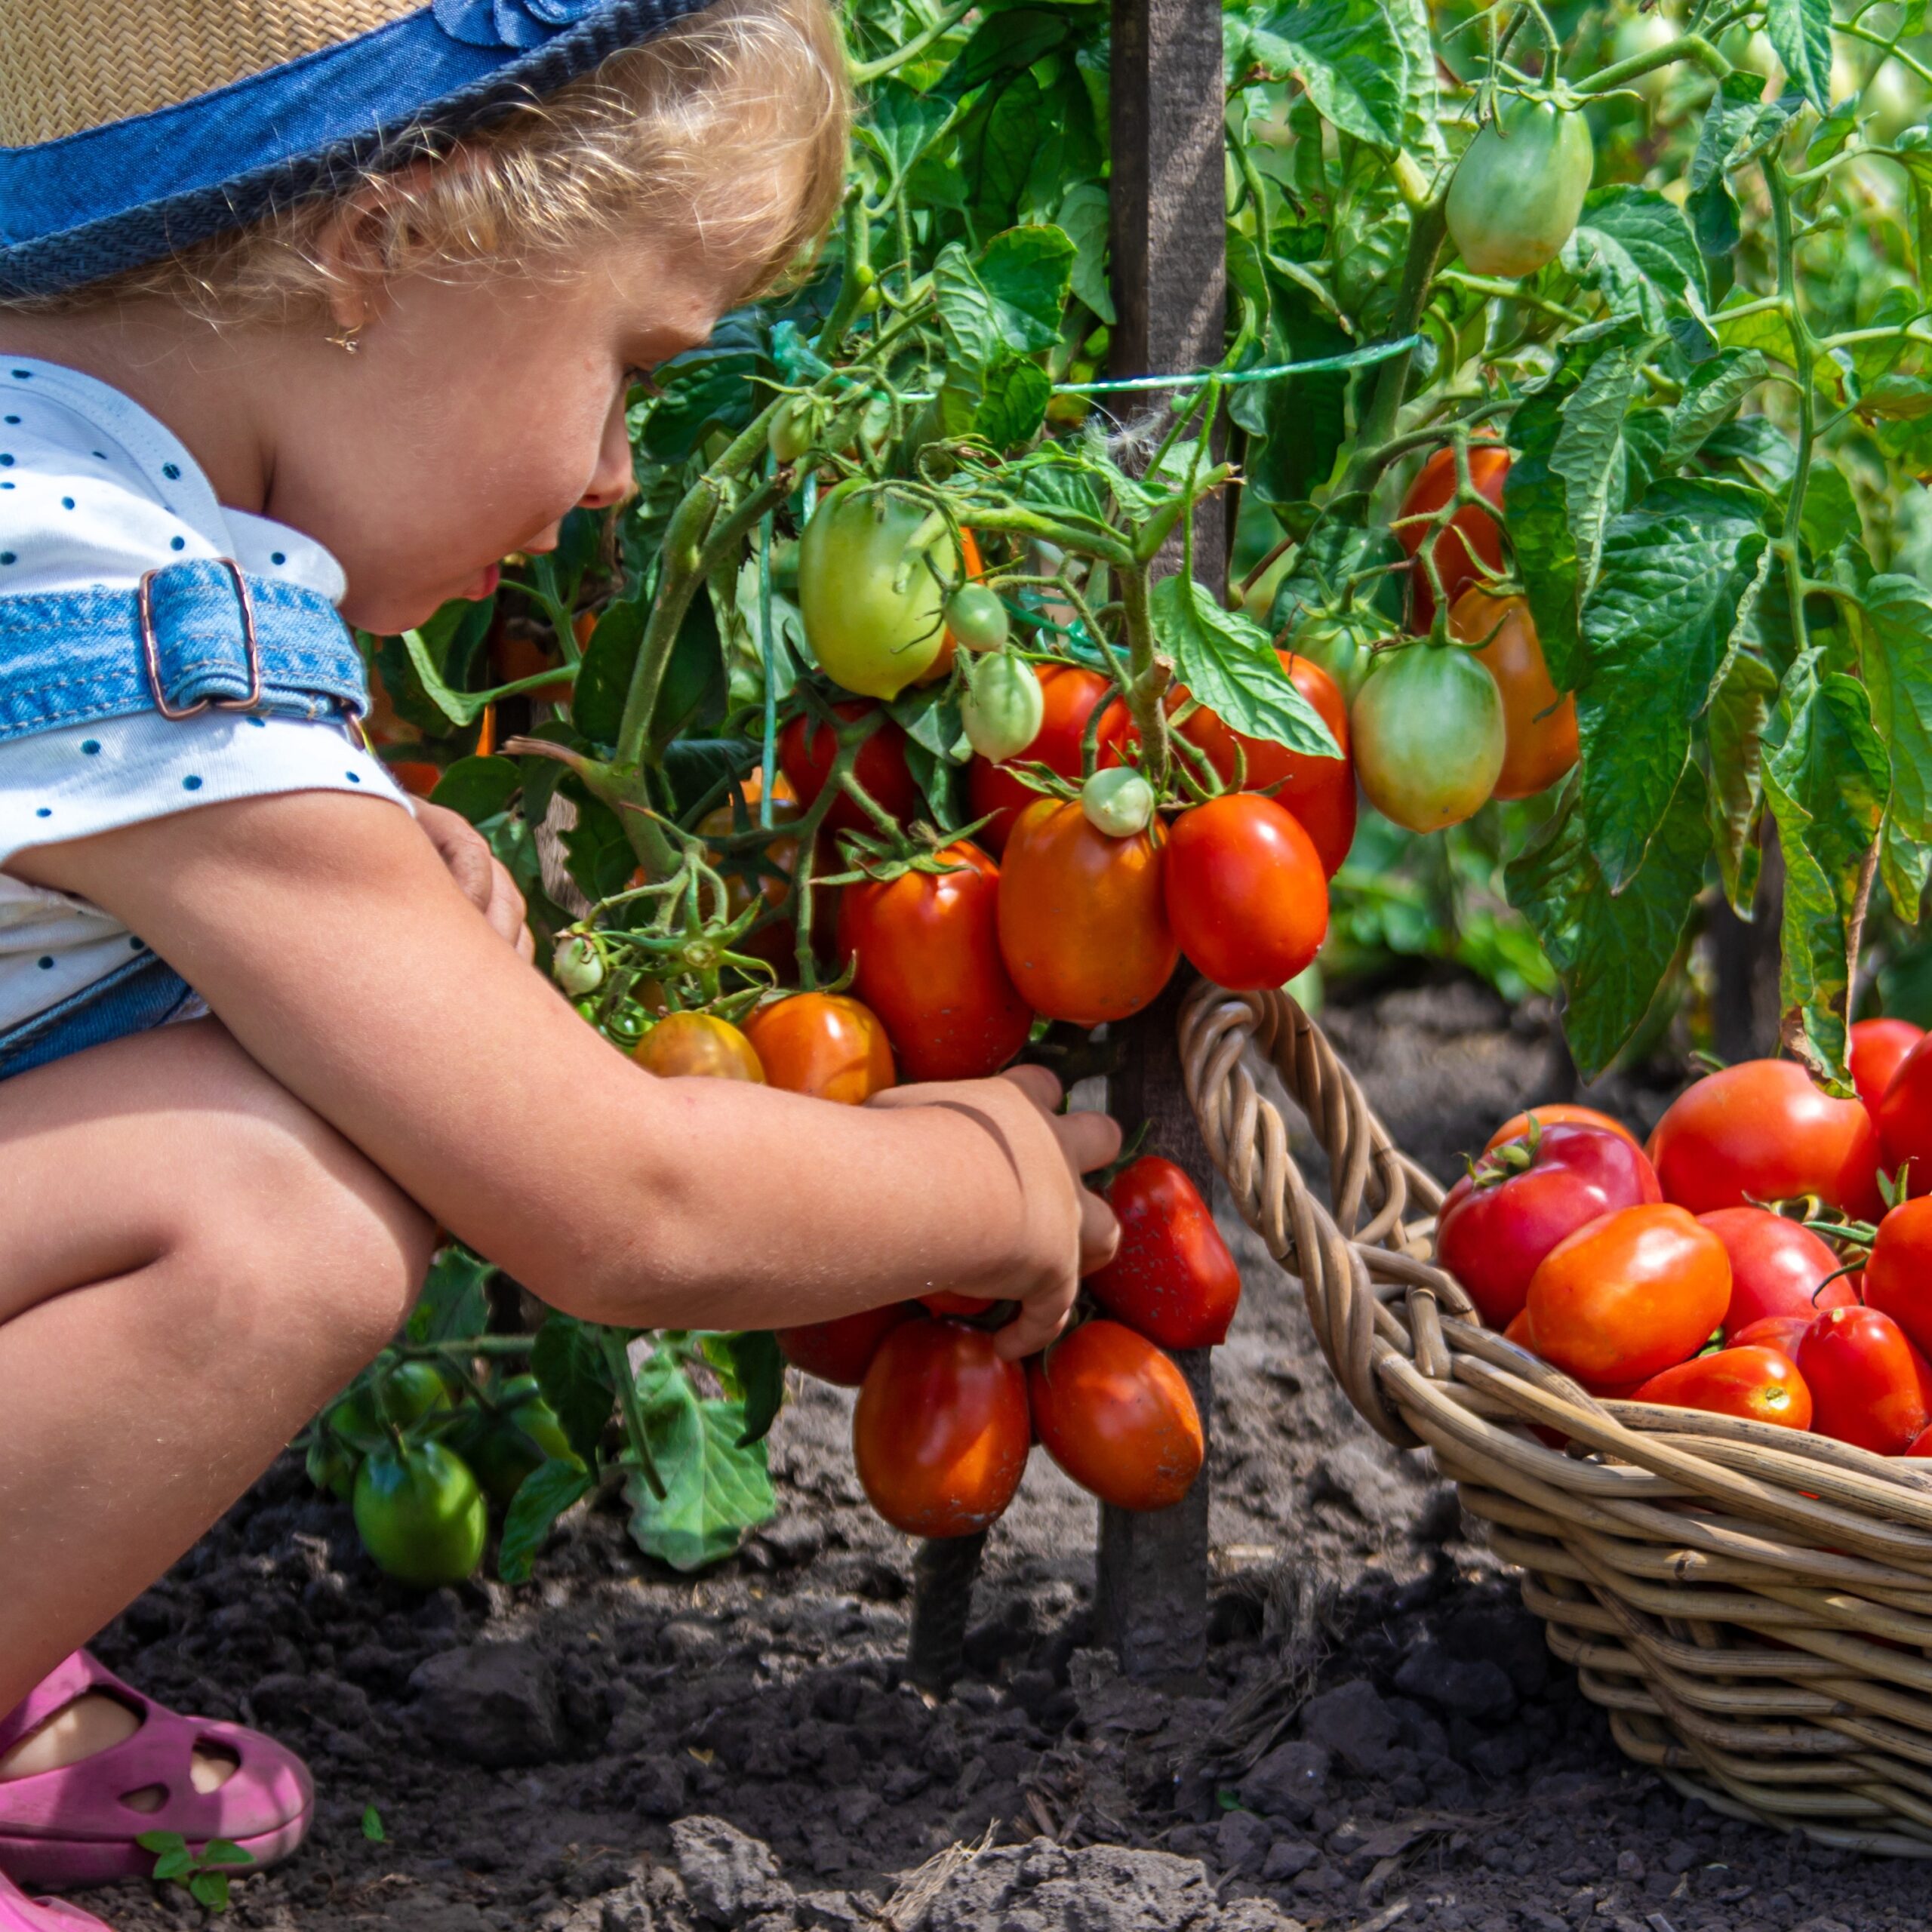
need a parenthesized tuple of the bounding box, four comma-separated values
(779, 703, 921, 838)
(1162, 793, 1329, 992)
(1086, 1156, 1242, 1349)
(743, 992, 895, 1104)
(1396, 443, 1509, 629)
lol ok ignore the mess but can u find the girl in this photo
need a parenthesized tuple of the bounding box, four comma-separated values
(0, 4, 1121, 1925)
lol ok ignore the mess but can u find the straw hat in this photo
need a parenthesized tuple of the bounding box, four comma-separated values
(0, 0, 717, 297)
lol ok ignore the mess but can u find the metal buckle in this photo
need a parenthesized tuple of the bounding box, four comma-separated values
(138, 558, 265, 721)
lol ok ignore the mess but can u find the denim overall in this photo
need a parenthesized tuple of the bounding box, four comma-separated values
(0, 557, 368, 1079)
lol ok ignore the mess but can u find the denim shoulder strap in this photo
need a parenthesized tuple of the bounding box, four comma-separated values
(0, 557, 368, 743)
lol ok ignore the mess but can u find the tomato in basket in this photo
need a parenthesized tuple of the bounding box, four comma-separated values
(1699, 1207, 1856, 1340)
(1795, 1306, 1932, 1456)
(1629, 1346, 1814, 1432)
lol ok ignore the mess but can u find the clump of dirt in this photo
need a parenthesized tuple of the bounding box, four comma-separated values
(70, 980, 1908, 1932)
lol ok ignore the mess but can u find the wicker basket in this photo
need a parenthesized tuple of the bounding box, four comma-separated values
(1180, 980, 1932, 1857)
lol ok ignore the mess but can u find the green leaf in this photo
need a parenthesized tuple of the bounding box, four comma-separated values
(857, 78, 952, 184)
(1763, 656, 1890, 1083)
(1506, 766, 1710, 1079)
(1244, 0, 1407, 149)
(700, 1331, 787, 1446)
(1150, 574, 1338, 756)
(1057, 182, 1115, 323)
(1576, 479, 1771, 888)
(1706, 651, 1778, 915)
(429, 755, 521, 825)
(361, 1807, 387, 1844)
(571, 597, 648, 749)
(498, 1457, 595, 1585)
(201, 1843, 255, 1872)
(1767, 0, 1833, 112)
(189, 1872, 232, 1912)
(648, 591, 727, 761)
(975, 226, 1077, 353)
(625, 1355, 776, 1572)
(1551, 339, 1644, 607)
(1856, 574, 1932, 920)
(935, 7, 1070, 99)
(560, 789, 636, 901)
(1565, 187, 1706, 323)
(1663, 349, 1769, 468)
(406, 1244, 493, 1346)
(971, 355, 1054, 448)
(531, 1314, 617, 1463)
(1380, 0, 1449, 160)
(1269, 515, 1405, 636)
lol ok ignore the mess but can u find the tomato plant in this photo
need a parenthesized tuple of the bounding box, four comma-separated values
(1086, 1157, 1241, 1349)
(851, 1318, 1032, 1537)
(1395, 445, 1509, 632)
(1650, 1061, 1883, 1220)
(1524, 1203, 1731, 1386)
(1026, 1320, 1205, 1513)
(997, 800, 1179, 1027)
(1436, 1121, 1661, 1329)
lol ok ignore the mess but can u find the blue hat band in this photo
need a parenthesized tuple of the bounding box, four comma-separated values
(0, 0, 716, 299)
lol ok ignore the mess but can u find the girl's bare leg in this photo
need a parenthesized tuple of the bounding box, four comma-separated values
(0, 1020, 434, 1743)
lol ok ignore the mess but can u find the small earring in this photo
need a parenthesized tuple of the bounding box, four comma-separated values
(326, 323, 362, 355)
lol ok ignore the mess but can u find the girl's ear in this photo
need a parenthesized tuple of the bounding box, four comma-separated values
(310, 158, 445, 340)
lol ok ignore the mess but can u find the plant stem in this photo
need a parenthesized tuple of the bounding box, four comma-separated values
(1341, 195, 1450, 498)
(598, 1326, 666, 1501)
(1764, 158, 1815, 663)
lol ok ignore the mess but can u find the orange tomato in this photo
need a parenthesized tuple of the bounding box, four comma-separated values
(996, 798, 1180, 1028)
(386, 759, 444, 799)
(1731, 1313, 1814, 1363)
(632, 1011, 764, 1082)
(1524, 1203, 1731, 1386)
(1630, 1346, 1814, 1431)
(1397, 443, 1509, 629)
(1449, 589, 1577, 800)
(743, 992, 895, 1104)
(1484, 1104, 1641, 1155)
(491, 626, 575, 704)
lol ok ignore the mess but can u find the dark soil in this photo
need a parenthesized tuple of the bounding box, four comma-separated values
(69, 979, 1920, 1932)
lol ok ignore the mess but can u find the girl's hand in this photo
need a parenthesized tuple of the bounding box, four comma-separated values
(866, 1064, 1121, 1358)
(414, 801, 534, 959)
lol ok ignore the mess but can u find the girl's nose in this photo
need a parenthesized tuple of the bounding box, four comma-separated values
(578, 392, 636, 512)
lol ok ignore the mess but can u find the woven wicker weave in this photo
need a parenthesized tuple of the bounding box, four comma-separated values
(1181, 979, 1932, 1857)
(1, 0, 416, 146)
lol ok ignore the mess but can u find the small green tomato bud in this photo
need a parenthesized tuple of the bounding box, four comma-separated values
(553, 934, 605, 998)
(961, 653, 1046, 764)
(1081, 767, 1156, 838)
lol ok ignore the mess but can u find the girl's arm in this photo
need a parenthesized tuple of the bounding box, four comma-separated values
(13, 791, 1118, 1351)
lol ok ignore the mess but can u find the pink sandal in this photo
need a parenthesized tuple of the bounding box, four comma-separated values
(0, 1654, 312, 1890)
(0, 1872, 115, 1931)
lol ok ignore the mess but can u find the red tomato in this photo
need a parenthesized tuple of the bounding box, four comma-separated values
(1731, 1313, 1813, 1363)
(1484, 1104, 1641, 1155)
(852, 1319, 1031, 1536)
(837, 843, 1034, 1083)
(1503, 1308, 1534, 1349)
(1909, 1425, 1932, 1458)
(776, 1304, 914, 1386)
(1851, 1017, 1924, 1118)
(779, 703, 921, 838)
(1697, 1207, 1857, 1340)
(1436, 1122, 1663, 1329)
(1878, 1032, 1932, 1193)
(1860, 1197, 1932, 1359)
(921, 1292, 996, 1316)
(997, 800, 1179, 1027)
(1650, 1060, 1884, 1220)
(1397, 443, 1509, 629)
(1026, 1320, 1204, 1511)
(389, 758, 444, 799)
(1525, 1204, 1731, 1386)
(1086, 1156, 1242, 1349)
(1795, 1306, 1932, 1455)
(1630, 1346, 1814, 1431)
(966, 664, 1132, 854)
(743, 992, 895, 1104)
(1163, 794, 1329, 992)
(1173, 652, 1356, 877)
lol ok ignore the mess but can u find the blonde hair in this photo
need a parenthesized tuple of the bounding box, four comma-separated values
(14, 0, 850, 320)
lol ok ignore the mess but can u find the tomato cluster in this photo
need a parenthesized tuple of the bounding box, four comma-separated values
(778, 1153, 1235, 1534)
(1451, 1035, 1932, 1459)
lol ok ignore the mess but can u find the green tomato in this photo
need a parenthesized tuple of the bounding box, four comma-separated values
(768, 397, 817, 466)
(453, 1380, 580, 1511)
(1446, 99, 1595, 279)
(605, 1004, 651, 1048)
(1351, 645, 1506, 833)
(961, 654, 1045, 763)
(326, 1358, 448, 1447)
(946, 583, 1010, 654)
(306, 1431, 359, 1503)
(1291, 613, 1381, 705)
(799, 481, 959, 700)
(353, 1441, 488, 1589)
(1081, 767, 1156, 838)
(1611, 11, 1677, 105)
(552, 934, 604, 998)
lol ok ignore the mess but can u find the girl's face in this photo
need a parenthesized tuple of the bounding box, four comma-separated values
(269, 233, 740, 634)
